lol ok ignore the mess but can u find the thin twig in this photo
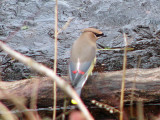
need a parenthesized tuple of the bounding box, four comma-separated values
(56, 109, 72, 120)
(91, 100, 120, 113)
(53, 0, 58, 119)
(137, 101, 144, 120)
(120, 33, 128, 120)
(0, 58, 1, 81)
(62, 95, 68, 120)
(30, 79, 40, 120)
(130, 56, 141, 118)
(0, 41, 94, 120)
(58, 18, 73, 35)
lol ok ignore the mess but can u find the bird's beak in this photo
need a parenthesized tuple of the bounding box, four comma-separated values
(102, 33, 107, 37)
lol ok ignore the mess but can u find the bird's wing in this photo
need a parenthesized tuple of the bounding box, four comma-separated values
(69, 58, 95, 87)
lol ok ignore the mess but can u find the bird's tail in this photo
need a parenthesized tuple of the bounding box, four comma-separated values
(71, 99, 78, 104)
(71, 86, 82, 104)
(70, 58, 96, 105)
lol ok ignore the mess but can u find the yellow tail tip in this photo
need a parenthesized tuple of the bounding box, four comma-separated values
(71, 99, 78, 104)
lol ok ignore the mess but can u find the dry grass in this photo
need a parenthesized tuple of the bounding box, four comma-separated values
(53, 0, 58, 119)
(0, 101, 18, 120)
(119, 33, 128, 120)
(130, 56, 141, 118)
(0, 40, 94, 120)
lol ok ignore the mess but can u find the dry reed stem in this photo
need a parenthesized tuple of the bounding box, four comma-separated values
(120, 33, 128, 120)
(62, 96, 68, 120)
(0, 88, 37, 120)
(0, 58, 2, 81)
(137, 101, 144, 120)
(53, 0, 58, 119)
(0, 41, 94, 120)
(30, 78, 41, 120)
(0, 101, 18, 120)
(130, 56, 141, 118)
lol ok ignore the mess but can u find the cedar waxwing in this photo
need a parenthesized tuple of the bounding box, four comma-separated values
(69, 28, 106, 104)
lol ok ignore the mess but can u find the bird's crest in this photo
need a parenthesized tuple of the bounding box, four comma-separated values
(81, 28, 103, 34)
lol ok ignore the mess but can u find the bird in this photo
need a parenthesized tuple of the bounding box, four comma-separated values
(69, 28, 106, 104)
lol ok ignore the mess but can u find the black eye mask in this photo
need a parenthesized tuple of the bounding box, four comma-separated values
(94, 33, 107, 37)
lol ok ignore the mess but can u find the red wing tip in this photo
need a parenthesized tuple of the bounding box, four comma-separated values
(79, 70, 85, 75)
(72, 70, 85, 75)
(72, 70, 77, 74)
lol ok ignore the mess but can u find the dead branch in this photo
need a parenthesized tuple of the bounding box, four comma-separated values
(0, 67, 160, 108)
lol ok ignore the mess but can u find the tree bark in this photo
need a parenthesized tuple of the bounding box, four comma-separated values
(1, 67, 160, 108)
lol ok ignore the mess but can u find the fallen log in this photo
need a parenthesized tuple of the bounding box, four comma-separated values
(0, 67, 160, 108)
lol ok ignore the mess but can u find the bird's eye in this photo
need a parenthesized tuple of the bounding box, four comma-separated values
(94, 33, 105, 37)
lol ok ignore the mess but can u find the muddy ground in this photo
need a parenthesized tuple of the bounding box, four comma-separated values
(0, 0, 160, 81)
